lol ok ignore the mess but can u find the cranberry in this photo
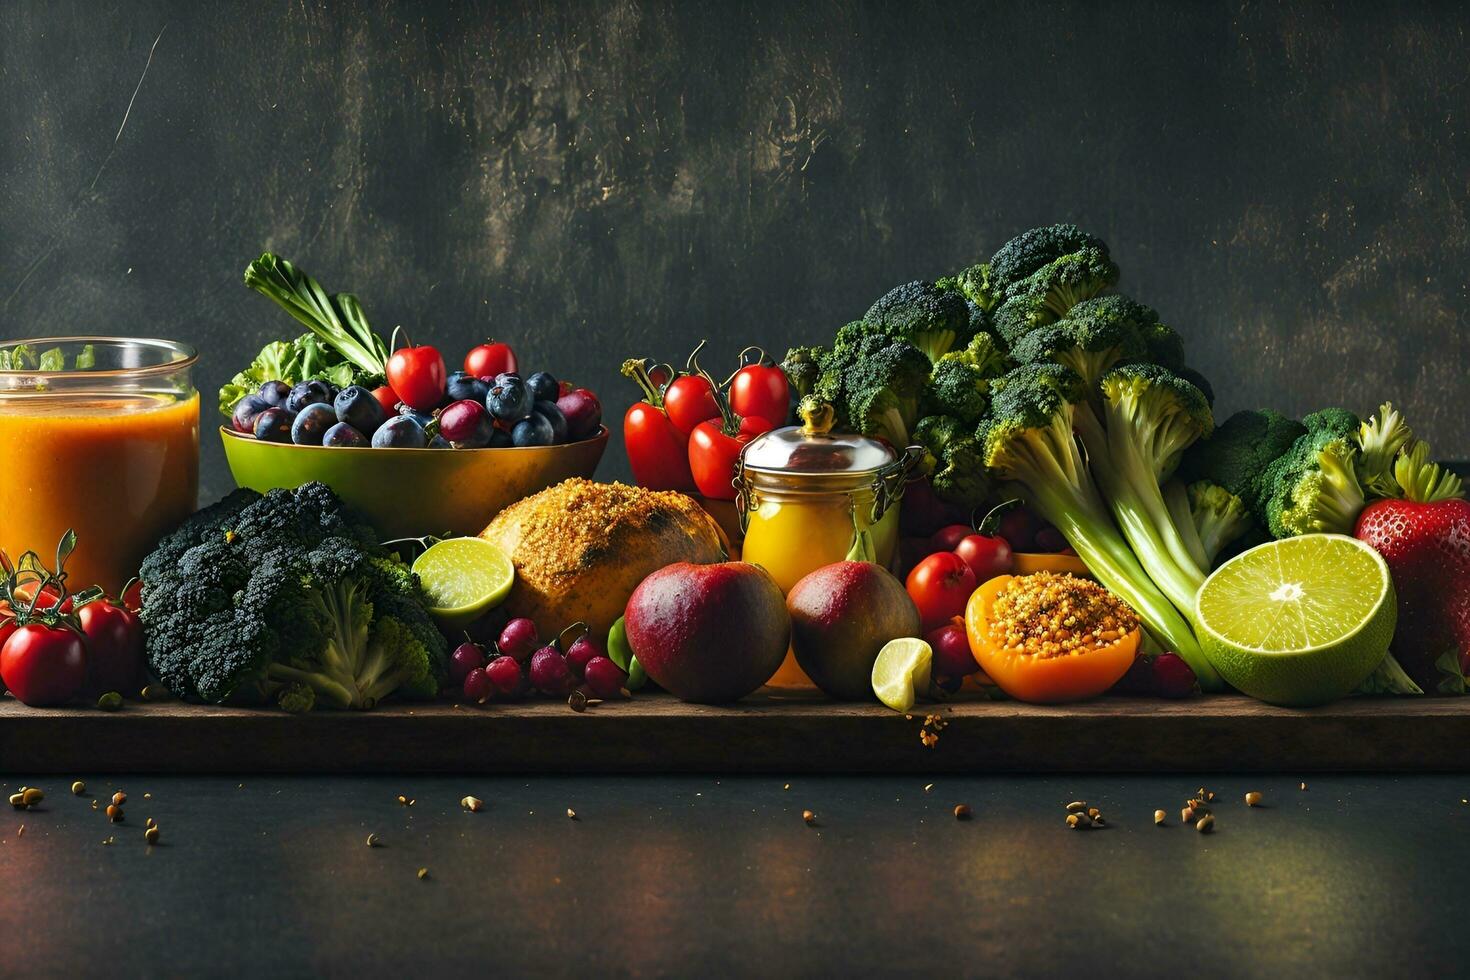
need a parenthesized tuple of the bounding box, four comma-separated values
(449, 641, 487, 685)
(583, 656, 628, 698)
(498, 618, 539, 662)
(564, 633, 605, 677)
(925, 623, 978, 679)
(462, 667, 491, 703)
(529, 646, 575, 696)
(485, 655, 526, 698)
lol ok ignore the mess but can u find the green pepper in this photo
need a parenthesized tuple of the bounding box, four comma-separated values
(606, 616, 647, 691)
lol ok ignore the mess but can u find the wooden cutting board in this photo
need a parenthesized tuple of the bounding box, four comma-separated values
(3, 692, 1465, 773)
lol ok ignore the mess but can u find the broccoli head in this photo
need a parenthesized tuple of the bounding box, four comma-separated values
(862, 280, 972, 363)
(841, 335, 932, 447)
(140, 483, 448, 711)
(1009, 247, 1120, 321)
(1258, 408, 1365, 538)
(989, 224, 1109, 292)
(915, 415, 989, 508)
(937, 263, 999, 313)
(781, 345, 826, 399)
(1178, 409, 1306, 504)
(921, 333, 1009, 425)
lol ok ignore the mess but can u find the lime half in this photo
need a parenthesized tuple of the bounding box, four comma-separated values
(1194, 534, 1396, 706)
(871, 637, 933, 713)
(412, 537, 515, 628)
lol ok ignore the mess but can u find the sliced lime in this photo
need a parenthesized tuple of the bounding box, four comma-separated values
(871, 637, 932, 713)
(412, 537, 515, 629)
(1194, 534, 1396, 706)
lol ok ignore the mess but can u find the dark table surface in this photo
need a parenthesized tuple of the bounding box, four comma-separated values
(3, 771, 1466, 977)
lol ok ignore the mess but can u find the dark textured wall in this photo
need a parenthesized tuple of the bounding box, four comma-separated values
(2, 0, 1467, 502)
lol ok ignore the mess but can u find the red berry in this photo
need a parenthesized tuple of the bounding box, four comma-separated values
(462, 667, 491, 702)
(498, 618, 539, 662)
(564, 633, 605, 677)
(485, 655, 526, 698)
(1151, 653, 1200, 699)
(529, 646, 574, 696)
(449, 641, 487, 684)
(925, 623, 977, 679)
(583, 656, 628, 698)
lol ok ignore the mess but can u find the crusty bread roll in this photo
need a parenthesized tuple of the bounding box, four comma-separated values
(481, 478, 725, 638)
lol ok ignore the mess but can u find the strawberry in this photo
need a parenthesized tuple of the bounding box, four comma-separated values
(1353, 441, 1469, 694)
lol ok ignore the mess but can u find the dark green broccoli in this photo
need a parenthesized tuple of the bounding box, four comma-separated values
(841, 335, 932, 447)
(1176, 366, 1214, 408)
(936, 263, 999, 313)
(1258, 408, 1365, 538)
(921, 333, 1009, 425)
(991, 292, 1053, 347)
(914, 415, 989, 508)
(1009, 247, 1120, 321)
(975, 362, 1221, 690)
(989, 224, 1108, 292)
(781, 345, 826, 399)
(1178, 409, 1306, 504)
(861, 280, 971, 363)
(1009, 295, 1158, 391)
(139, 483, 448, 711)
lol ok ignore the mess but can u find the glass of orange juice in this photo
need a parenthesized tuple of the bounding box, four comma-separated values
(736, 400, 920, 690)
(0, 338, 199, 593)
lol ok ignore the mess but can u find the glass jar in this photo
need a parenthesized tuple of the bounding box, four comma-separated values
(0, 338, 199, 593)
(736, 400, 921, 689)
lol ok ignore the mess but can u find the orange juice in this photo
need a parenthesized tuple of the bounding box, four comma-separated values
(0, 392, 199, 593)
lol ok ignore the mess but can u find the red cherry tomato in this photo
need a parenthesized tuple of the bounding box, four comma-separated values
(387, 344, 448, 412)
(905, 551, 978, 632)
(464, 341, 518, 380)
(729, 363, 790, 428)
(0, 623, 87, 706)
(687, 415, 774, 500)
(930, 523, 974, 553)
(371, 385, 398, 418)
(664, 374, 721, 438)
(954, 534, 1014, 581)
(624, 402, 695, 491)
(77, 599, 144, 697)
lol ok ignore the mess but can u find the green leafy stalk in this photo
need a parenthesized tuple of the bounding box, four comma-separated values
(243, 253, 389, 377)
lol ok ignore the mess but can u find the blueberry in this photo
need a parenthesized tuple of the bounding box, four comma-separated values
(526, 371, 559, 403)
(254, 406, 295, 443)
(322, 421, 368, 447)
(286, 379, 334, 414)
(335, 385, 387, 435)
(291, 403, 336, 445)
(371, 414, 428, 448)
(511, 413, 554, 447)
(494, 371, 521, 385)
(257, 380, 291, 407)
(446, 371, 490, 404)
(232, 393, 271, 434)
(488, 427, 512, 448)
(533, 400, 568, 444)
(487, 378, 533, 423)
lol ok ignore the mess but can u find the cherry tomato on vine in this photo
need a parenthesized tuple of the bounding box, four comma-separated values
(0, 623, 87, 707)
(905, 551, 978, 632)
(687, 415, 774, 500)
(729, 362, 790, 428)
(664, 374, 721, 438)
(464, 341, 518, 381)
(954, 533, 1014, 581)
(620, 359, 695, 491)
(387, 343, 448, 412)
(77, 599, 144, 697)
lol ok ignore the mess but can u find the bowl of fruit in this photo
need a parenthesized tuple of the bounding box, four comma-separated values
(220, 254, 607, 538)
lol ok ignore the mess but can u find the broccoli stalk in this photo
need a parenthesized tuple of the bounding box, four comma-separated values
(1164, 480, 1253, 570)
(1356, 402, 1414, 498)
(978, 365, 1223, 690)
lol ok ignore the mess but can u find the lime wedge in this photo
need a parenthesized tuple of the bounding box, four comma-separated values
(871, 637, 932, 713)
(412, 537, 515, 628)
(1194, 534, 1396, 706)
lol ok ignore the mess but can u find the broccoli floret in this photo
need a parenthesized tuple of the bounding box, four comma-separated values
(139, 482, 448, 711)
(1164, 480, 1255, 571)
(1258, 408, 1366, 538)
(1391, 439, 1464, 504)
(861, 280, 972, 363)
(781, 345, 827, 399)
(976, 363, 1221, 690)
(277, 682, 317, 713)
(989, 224, 1109, 293)
(842, 336, 932, 447)
(921, 334, 1009, 425)
(991, 292, 1053, 347)
(915, 415, 990, 508)
(1009, 247, 1120, 321)
(937, 263, 999, 313)
(1009, 295, 1160, 391)
(1176, 367, 1214, 408)
(1074, 364, 1215, 614)
(1356, 402, 1415, 498)
(1178, 409, 1306, 504)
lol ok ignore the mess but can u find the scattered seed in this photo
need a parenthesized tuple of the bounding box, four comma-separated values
(1093, 815, 1106, 826)
(106, 805, 123, 822)
(1300, 782, 1307, 791)
(1245, 791, 1263, 807)
(1086, 807, 1100, 819)
(90, 800, 98, 810)
(1075, 811, 1093, 826)
(566, 808, 577, 820)
(143, 793, 151, 800)
(1196, 813, 1215, 834)
(21, 788, 43, 807)
(1154, 809, 1166, 825)
(953, 804, 972, 820)
(96, 692, 123, 711)
(783, 784, 790, 791)
(801, 809, 816, 826)
(111, 792, 126, 806)
(144, 825, 160, 845)
(101, 836, 114, 846)
(417, 867, 429, 880)
(366, 833, 381, 848)
(140, 684, 167, 701)
(8, 793, 24, 809)
(71, 781, 86, 796)
(1182, 806, 1196, 824)
(567, 689, 589, 712)
(16, 825, 23, 838)
(461, 796, 483, 812)
(1066, 814, 1082, 829)
(924, 783, 935, 793)
(1065, 801, 1087, 813)
(1206, 791, 1216, 802)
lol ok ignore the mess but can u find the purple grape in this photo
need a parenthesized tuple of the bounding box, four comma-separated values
(497, 618, 539, 661)
(462, 667, 491, 703)
(534, 400, 568, 444)
(257, 380, 291, 407)
(564, 633, 604, 678)
(439, 400, 493, 448)
(290, 403, 336, 445)
(526, 371, 559, 403)
(232, 393, 270, 434)
(371, 415, 427, 448)
(253, 407, 295, 443)
(286, 379, 334, 413)
(322, 421, 368, 447)
(485, 655, 526, 698)
(334, 384, 387, 435)
(511, 413, 554, 447)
